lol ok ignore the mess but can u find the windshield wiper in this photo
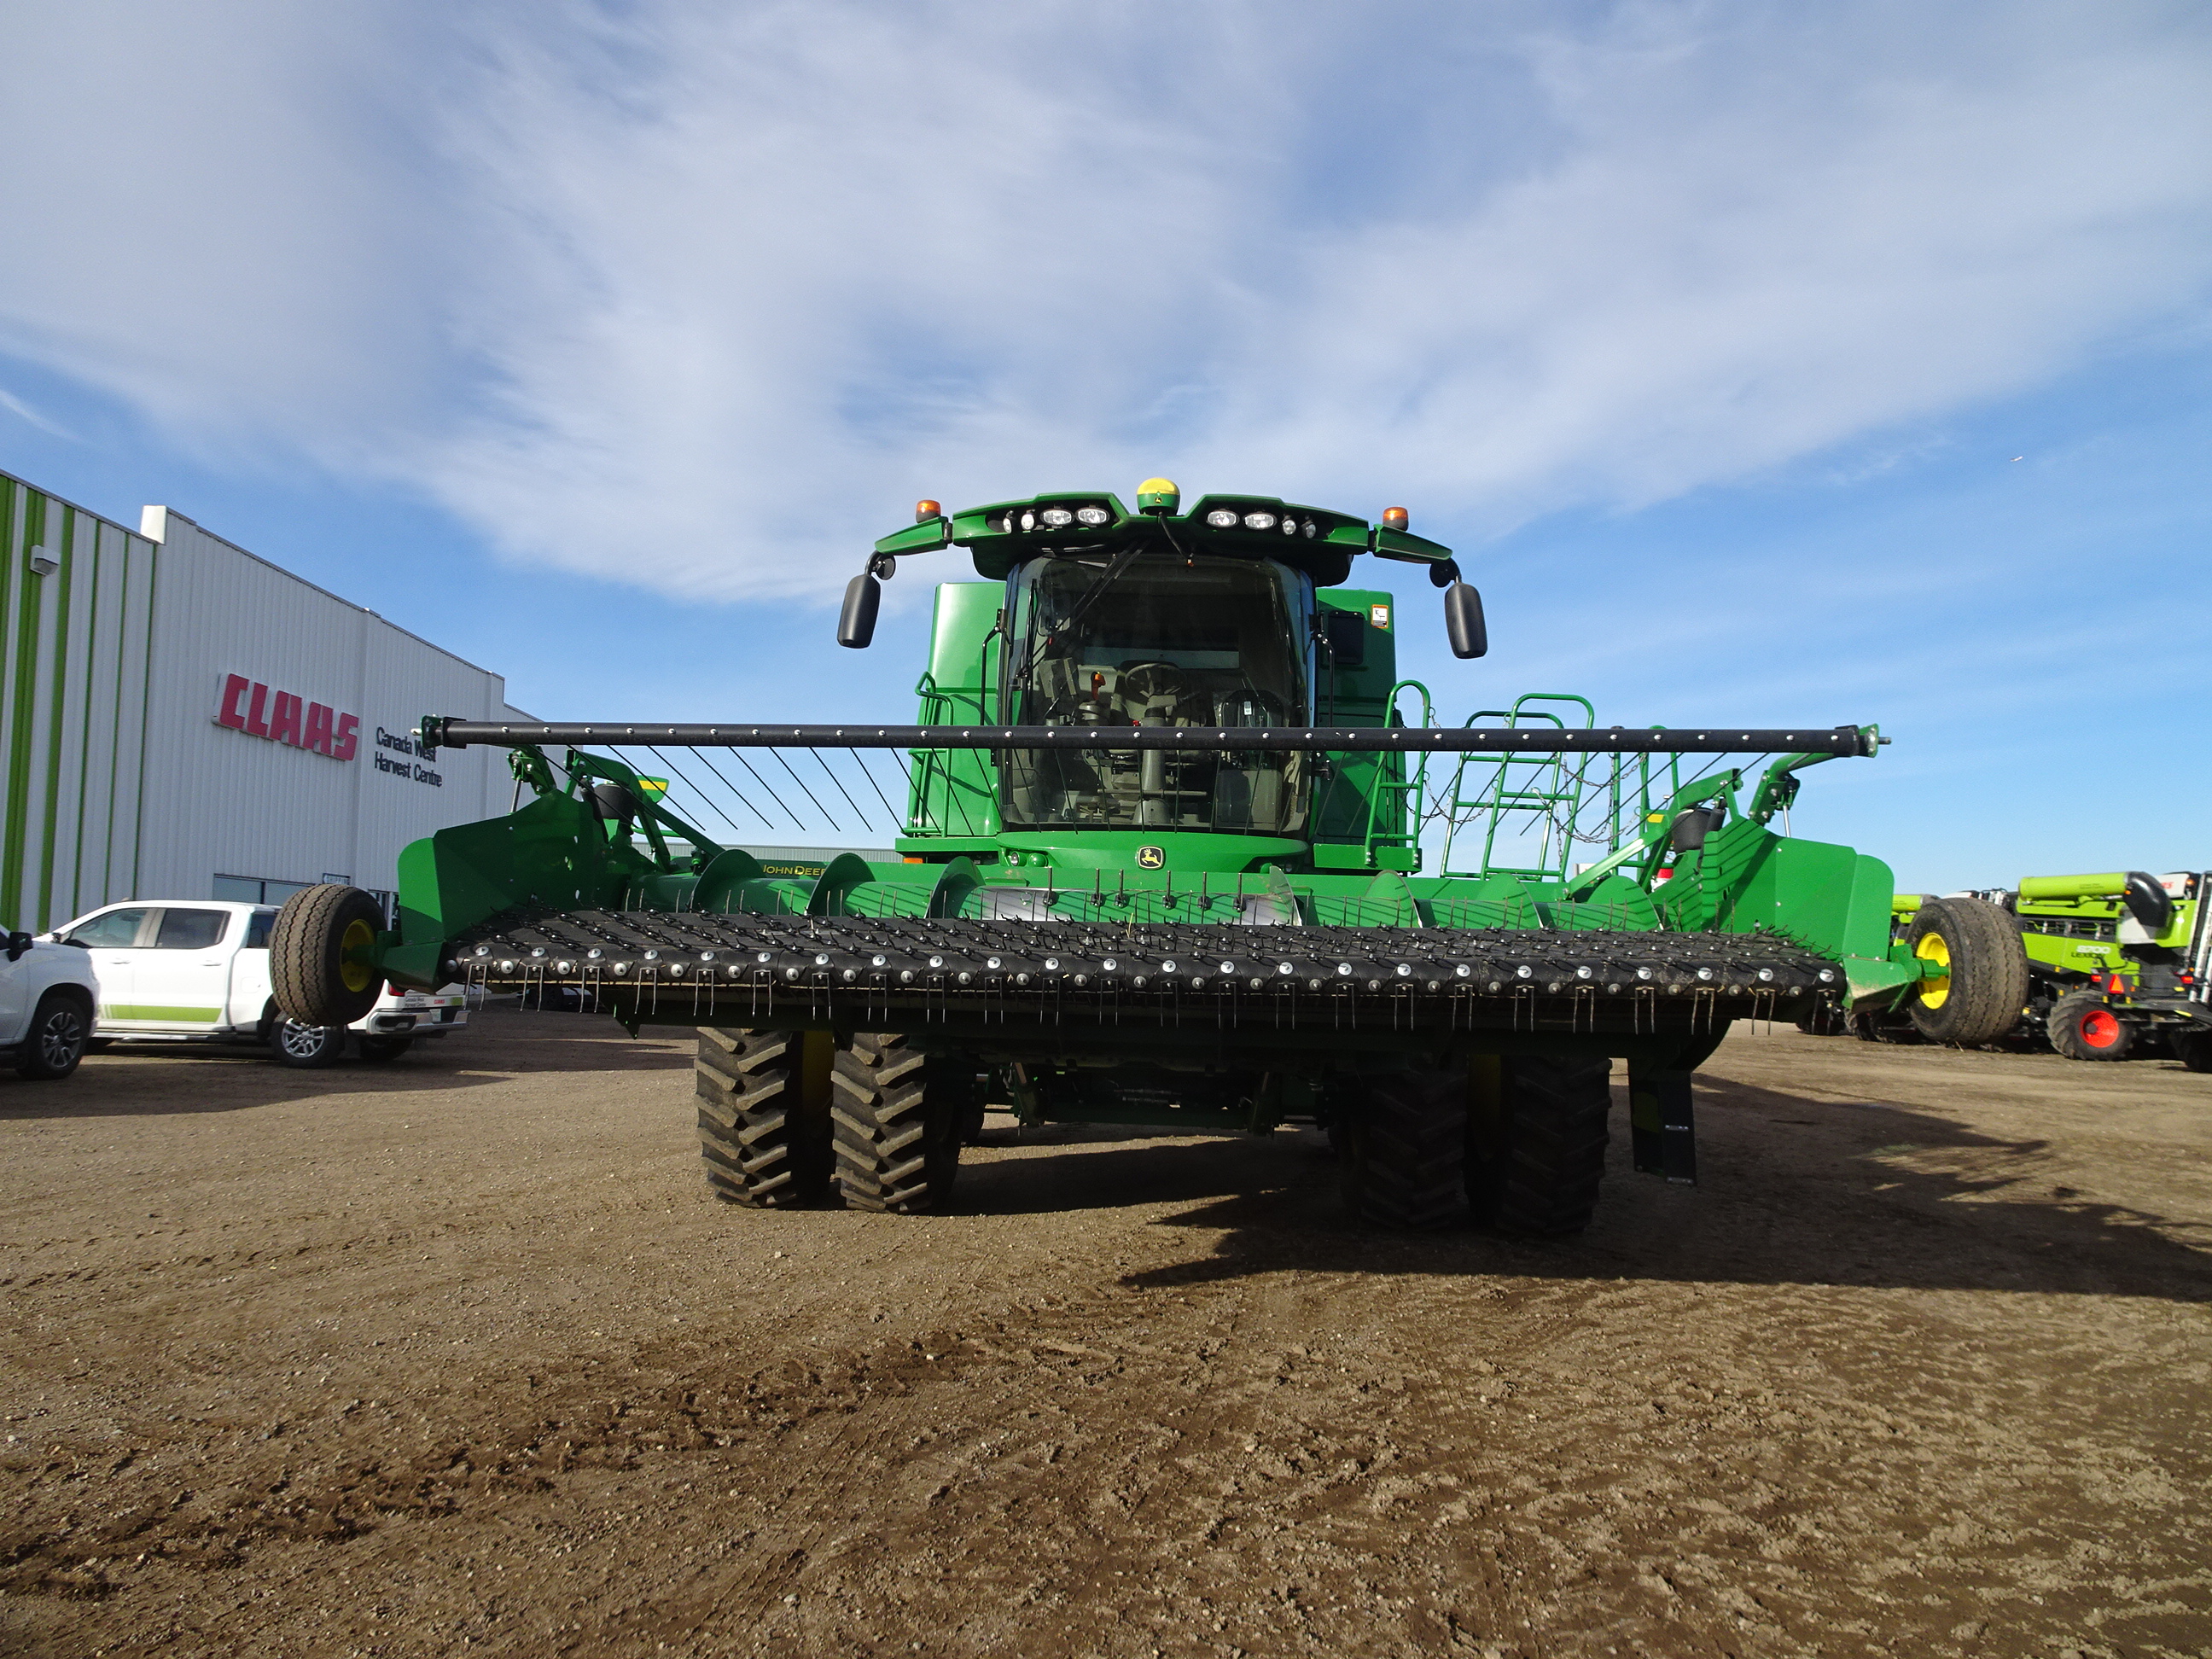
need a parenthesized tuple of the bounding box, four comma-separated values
(1008, 542, 1143, 710)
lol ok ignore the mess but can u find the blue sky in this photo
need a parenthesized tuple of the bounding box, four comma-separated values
(4, 1, 2208, 889)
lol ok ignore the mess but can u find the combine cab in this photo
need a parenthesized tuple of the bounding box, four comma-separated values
(272, 480, 1936, 1231)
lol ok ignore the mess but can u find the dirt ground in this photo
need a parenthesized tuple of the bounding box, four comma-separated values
(2, 1011, 2208, 1659)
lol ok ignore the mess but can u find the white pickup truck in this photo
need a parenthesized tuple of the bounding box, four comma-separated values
(46, 899, 469, 1068)
(1, 927, 99, 1080)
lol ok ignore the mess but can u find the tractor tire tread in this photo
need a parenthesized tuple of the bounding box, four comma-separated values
(830, 1033, 963, 1214)
(1342, 1071, 1465, 1229)
(270, 884, 386, 1027)
(1906, 897, 2030, 1046)
(1473, 1055, 1614, 1237)
(2046, 990, 2135, 1062)
(695, 1027, 829, 1208)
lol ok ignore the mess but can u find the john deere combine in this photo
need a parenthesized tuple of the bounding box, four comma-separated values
(272, 480, 1940, 1232)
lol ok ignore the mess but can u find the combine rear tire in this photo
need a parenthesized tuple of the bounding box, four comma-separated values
(2174, 1031, 2212, 1074)
(830, 1032, 964, 1213)
(1905, 897, 2029, 1046)
(2047, 992, 2134, 1062)
(270, 885, 387, 1027)
(1468, 1054, 1615, 1236)
(1339, 1070, 1466, 1229)
(696, 1028, 833, 1208)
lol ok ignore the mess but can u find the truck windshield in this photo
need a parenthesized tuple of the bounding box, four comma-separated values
(1000, 554, 1309, 834)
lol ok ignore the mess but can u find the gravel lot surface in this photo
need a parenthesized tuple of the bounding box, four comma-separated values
(3, 1010, 2208, 1657)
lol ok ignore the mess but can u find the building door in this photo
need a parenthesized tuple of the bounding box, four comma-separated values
(57, 906, 154, 1027)
(131, 908, 237, 1031)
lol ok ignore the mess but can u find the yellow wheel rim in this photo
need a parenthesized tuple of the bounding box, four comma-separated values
(340, 917, 378, 993)
(1914, 930, 1951, 1009)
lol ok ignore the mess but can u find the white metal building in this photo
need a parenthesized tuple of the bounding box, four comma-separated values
(1, 468, 530, 932)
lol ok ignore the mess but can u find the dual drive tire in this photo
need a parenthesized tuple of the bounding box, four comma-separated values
(696, 1028, 975, 1212)
(1905, 897, 2030, 1045)
(1340, 1053, 1613, 1236)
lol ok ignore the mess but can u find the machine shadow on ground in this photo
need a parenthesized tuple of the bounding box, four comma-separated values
(0, 1020, 690, 1121)
(946, 1081, 2212, 1306)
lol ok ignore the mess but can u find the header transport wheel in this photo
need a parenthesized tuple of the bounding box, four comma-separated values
(270, 885, 387, 1027)
(1904, 896, 2030, 1046)
(2046, 992, 2135, 1062)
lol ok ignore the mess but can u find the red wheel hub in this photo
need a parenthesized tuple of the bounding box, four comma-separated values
(2079, 1009, 2123, 1049)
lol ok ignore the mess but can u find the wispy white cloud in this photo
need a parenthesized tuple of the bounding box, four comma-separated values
(0, 388, 74, 439)
(3, 1, 2208, 600)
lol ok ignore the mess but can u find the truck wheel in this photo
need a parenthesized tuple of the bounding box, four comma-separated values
(1468, 1054, 1615, 1236)
(16, 989, 91, 1080)
(2174, 1032, 2212, 1074)
(831, 1032, 963, 1214)
(696, 1028, 833, 1207)
(356, 1036, 415, 1063)
(1340, 1070, 1466, 1229)
(270, 885, 386, 1027)
(271, 1019, 346, 1068)
(1906, 897, 2029, 1045)
(2047, 992, 2135, 1062)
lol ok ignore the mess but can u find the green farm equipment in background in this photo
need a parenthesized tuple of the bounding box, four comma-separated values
(271, 479, 1964, 1234)
(1851, 873, 2211, 1067)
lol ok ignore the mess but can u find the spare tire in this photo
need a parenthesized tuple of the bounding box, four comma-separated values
(270, 884, 387, 1027)
(1905, 896, 2029, 1046)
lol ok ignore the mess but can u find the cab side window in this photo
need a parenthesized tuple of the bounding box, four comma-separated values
(154, 909, 230, 950)
(63, 908, 151, 948)
(242, 910, 276, 950)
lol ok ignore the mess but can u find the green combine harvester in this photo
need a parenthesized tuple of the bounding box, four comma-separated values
(271, 479, 1969, 1231)
(1868, 874, 2211, 1065)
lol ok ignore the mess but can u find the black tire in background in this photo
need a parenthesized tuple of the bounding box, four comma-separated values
(270, 885, 387, 1027)
(356, 1035, 415, 1063)
(1795, 999, 1847, 1035)
(696, 1028, 833, 1207)
(2046, 991, 2135, 1062)
(1340, 1069, 1466, 1229)
(830, 1032, 964, 1213)
(1905, 897, 2031, 1045)
(271, 1019, 346, 1068)
(16, 989, 92, 1080)
(2174, 1031, 2212, 1074)
(1468, 1053, 1615, 1236)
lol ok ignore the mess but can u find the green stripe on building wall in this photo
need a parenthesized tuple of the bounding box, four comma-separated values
(1, 483, 46, 927)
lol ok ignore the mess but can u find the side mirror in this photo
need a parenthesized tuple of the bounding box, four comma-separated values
(838, 571, 881, 649)
(5, 930, 31, 963)
(1444, 581, 1487, 659)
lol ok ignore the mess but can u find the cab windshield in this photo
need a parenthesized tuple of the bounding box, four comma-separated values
(1000, 554, 1309, 834)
